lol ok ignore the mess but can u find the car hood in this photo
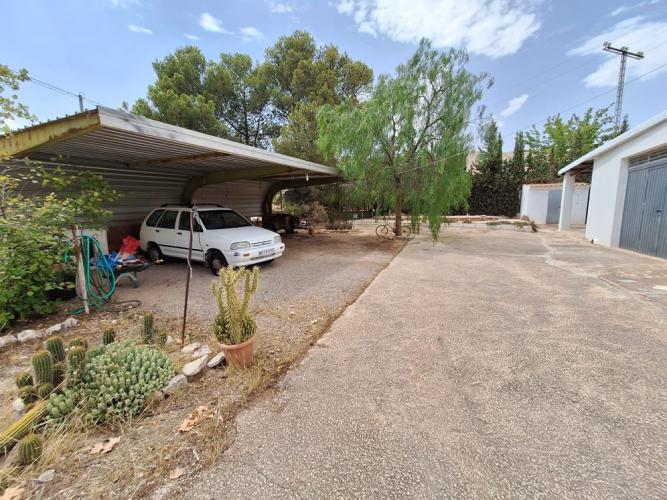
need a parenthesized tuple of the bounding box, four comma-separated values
(206, 225, 277, 242)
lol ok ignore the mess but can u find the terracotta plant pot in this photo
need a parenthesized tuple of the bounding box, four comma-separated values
(219, 335, 256, 368)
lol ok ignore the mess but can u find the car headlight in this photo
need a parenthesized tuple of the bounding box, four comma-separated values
(273, 235, 282, 243)
(230, 241, 250, 250)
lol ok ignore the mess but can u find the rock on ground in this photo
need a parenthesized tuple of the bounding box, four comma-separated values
(0, 335, 18, 348)
(62, 317, 79, 329)
(17, 330, 42, 342)
(37, 469, 55, 483)
(45, 323, 63, 335)
(192, 345, 212, 358)
(182, 356, 209, 378)
(162, 374, 187, 396)
(181, 342, 201, 355)
(207, 351, 226, 368)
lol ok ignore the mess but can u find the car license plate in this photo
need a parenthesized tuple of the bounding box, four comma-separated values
(259, 248, 275, 257)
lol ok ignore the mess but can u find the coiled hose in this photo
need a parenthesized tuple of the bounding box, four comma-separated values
(68, 235, 116, 314)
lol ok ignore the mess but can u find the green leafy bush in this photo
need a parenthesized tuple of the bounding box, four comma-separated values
(0, 166, 117, 329)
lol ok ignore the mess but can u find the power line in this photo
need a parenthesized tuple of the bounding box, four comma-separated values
(10, 68, 105, 109)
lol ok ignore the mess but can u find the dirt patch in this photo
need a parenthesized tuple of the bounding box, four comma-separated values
(0, 227, 404, 498)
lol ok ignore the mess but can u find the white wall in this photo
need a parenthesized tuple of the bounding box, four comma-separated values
(520, 184, 589, 225)
(586, 120, 667, 247)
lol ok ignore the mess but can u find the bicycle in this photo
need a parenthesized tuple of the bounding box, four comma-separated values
(375, 220, 412, 238)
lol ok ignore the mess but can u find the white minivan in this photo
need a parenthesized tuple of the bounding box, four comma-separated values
(139, 205, 285, 274)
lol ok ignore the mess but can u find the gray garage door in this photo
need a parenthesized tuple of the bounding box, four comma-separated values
(619, 155, 667, 259)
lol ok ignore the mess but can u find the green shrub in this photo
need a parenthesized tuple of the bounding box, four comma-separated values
(0, 166, 117, 330)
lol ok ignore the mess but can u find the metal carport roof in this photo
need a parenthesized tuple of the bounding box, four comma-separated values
(0, 106, 340, 203)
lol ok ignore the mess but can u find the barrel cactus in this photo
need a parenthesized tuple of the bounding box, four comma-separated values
(142, 313, 155, 344)
(66, 347, 87, 387)
(18, 386, 36, 404)
(103, 328, 116, 346)
(81, 342, 174, 423)
(18, 433, 43, 465)
(32, 350, 54, 385)
(68, 337, 88, 349)
(53, 362, 66, 386)
(0, 401, 49, 454)
(45, 336, 65, 363)
(36, 383, 54, 400)
(15, 372, 33, 388)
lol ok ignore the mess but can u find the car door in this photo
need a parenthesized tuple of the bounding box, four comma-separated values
(154, 210, 179, 257)
(173, 211, 205, 260)
(141, 209, 164, 251)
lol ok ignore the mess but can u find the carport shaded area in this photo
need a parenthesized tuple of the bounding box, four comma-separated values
(0, 106, 339, 247)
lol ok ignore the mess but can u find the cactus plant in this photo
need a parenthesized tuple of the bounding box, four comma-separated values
(211, 266, 259, 345)
(45, 336, 65, 362)
(156, 329, 167, 347)
(36, 383, 54, 400)
(68, 337, 88, 349)
(0, 467, 18, 491)
(142, 313, 155, 344)
(32, 350, 54, 385)
(0, 401, 48, 454)
(66, 347, 87, 387)
(18, 386, 36, 404)
(18, 433, 43, 465)
(15, 372, 33, 388)
(53, 362, 65, 386)
(102, 328, 116, 345)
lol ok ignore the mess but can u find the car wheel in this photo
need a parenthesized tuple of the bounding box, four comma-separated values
(264, 222, 277, 232)
(147, 243, 163, 262)
(208, 250, 227, 275)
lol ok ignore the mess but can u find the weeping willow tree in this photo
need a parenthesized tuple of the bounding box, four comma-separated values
(317, 39, 490, 240)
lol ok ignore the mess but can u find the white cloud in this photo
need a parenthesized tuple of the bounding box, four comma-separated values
(333, 0, 541, 58)
(267, 1, 293, 13)
(199, 12, 232, 33)
(500, 94, 528, 117)
(569, 16, 667, 87)
(185, 33, 201, 41)
(609, 0, 659, 17)
(128, 24, 152, 34)
(110, 0, 142, 7)
(240, 26, 265, 42)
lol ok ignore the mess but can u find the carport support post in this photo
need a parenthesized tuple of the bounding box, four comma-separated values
(559, 173, 575, 231)
(180, 211, 195, 347)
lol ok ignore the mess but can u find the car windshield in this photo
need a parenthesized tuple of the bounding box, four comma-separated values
(197, 210, 252, 230)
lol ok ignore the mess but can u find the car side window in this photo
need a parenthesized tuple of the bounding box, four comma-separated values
(156, 210, 178, 229)
(145, 210, 164, 227)
(178, 211, 202, 232)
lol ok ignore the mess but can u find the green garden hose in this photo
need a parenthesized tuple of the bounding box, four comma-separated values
(67, 235, 116, 314)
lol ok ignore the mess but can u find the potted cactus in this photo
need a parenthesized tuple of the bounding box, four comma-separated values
(211, 266, 259, 368)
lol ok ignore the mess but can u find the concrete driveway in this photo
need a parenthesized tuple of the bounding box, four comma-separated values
(164, 227, 667, 499)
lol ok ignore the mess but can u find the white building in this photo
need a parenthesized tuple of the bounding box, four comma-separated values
(558, 111, 667, 259)
(520, 183, 589, 225)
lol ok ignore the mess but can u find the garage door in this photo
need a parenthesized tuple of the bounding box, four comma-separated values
(619, 155, 667, 258)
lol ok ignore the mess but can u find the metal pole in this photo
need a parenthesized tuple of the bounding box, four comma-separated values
(180, 210, 195, 347)
(71, 225, 90, 314)
(78, 93, 84, 112)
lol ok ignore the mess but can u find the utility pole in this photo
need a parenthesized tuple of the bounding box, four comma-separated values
(78, 93, 84, 112)
(603, 42, 644, 131)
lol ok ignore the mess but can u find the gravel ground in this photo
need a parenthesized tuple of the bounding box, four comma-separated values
(166, 226, 667, 499)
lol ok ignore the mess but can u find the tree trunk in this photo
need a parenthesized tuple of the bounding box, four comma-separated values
(394, 177, 402, 237)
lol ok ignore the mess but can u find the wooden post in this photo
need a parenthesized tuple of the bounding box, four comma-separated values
(180, 210, 195, 347)
(71, 225, 89, 314)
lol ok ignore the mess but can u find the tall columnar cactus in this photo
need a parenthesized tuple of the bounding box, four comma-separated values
(66, 347, 87, 387)
(15, 372, 33, 388)
(32, 350, 54, 385)
(142, 313, 155, 344)
(36, 383, 54, 400)
(103, 328, 116, 346)
(53, 362, 66, 386)
(68, 337, 88, 350)
(18, 433, 43, 465)
(0, 401, 49, 454)
(45, 336, 65, 362)
(211, 266, 259, 345)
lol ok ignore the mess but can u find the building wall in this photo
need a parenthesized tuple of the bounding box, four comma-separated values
(586, 120, 667, 247)
(520, 184, 589, 225)
(192, 180, 273, 218)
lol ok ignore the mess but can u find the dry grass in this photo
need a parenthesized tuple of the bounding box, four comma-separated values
(0, 232, 406, 498)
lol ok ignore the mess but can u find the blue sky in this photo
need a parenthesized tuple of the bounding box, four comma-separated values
(2, 0, 667, 146)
